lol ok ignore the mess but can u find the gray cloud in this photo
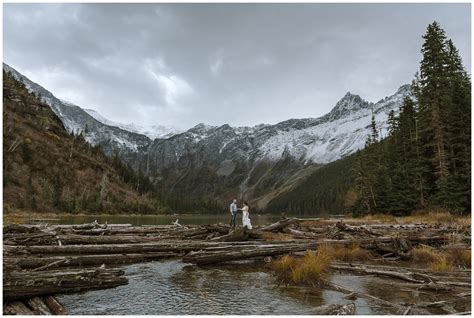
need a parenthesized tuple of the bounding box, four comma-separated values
(4, 3, 471, 129)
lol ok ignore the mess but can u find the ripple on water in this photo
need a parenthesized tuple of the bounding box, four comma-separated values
(57, 260, 361, 315)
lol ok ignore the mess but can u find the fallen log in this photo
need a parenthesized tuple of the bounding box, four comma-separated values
(322, 279, 402, 310)
(330, 264, 427, 283)
(260, 218, 299, 232)
(4, 232, 58, 246)
(335, 222, 382, 236)
(3, 301, 35, 315)
(16, 252, 179, 269)
(331, 262, 471, 278)
(183, 242, 319, 265)
(71, 221, 106, 230)
(56, 234, 161, 245)
(4, 224, 42, 234)
(210, 227, 249, 242)
(44, 296, 67, 315)
(3, 268, 127, 299)
(312, 303, 356, 315)
(10, 241, 280, 255)
(284, 228, 319, 239)
(31, 259, 68, 272)
(27, 297, 52, 315)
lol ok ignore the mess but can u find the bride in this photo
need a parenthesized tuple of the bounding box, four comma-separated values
(239, 202, 253, 230)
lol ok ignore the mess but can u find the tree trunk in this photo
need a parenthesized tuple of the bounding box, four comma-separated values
(27, 297, 52, 315)
(44, 296, 67, 315)
(3, 268, 127, 299)
(183, 242, 319, 265)
(3, 301, 35, 315)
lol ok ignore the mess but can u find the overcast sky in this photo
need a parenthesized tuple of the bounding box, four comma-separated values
(4, 3, 471, 129)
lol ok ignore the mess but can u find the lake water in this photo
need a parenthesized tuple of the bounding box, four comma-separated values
(57, 260, 377, 315)
(34, 214, 290, 226)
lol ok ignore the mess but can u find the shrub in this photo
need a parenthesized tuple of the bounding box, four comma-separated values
(447, 247, 471, 268)
(328, 243, 372, 262)
(271, 249, 333, 286)
(411, 246, 440, 263)
(430, 255, 454, 272)
(271, 254, 298, 284)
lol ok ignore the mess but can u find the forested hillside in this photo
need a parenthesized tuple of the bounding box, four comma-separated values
(264, 154, 356, 215)
(353, 22, 471, 215)
(3, 71, 169, 215)
(266, 22, 471, 217)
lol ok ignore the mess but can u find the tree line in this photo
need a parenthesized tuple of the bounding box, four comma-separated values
(353, 21, 471, 216)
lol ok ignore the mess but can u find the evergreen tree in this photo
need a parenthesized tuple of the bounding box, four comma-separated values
(352, 21, 470, 215)
(416, 21, 452, 200)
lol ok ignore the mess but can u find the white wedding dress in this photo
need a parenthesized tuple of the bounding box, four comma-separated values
(241, 206, 253, 229)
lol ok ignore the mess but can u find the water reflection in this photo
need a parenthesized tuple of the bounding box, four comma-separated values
(57, 260, 351, 315)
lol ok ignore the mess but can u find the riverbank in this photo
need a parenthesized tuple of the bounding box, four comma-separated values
(3, 217, 471, 315)
(4, 209, 469, 226)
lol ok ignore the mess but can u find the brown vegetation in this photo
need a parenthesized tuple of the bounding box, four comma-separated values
(3, 71, 169, 216)
(270, 249, 333, 286)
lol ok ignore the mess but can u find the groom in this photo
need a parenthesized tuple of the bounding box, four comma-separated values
(229, 199, 238, 228)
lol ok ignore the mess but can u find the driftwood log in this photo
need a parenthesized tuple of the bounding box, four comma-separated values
(312, 303, 356, 315)
(3, 301, 35, 315)
(3, 268, 127, 299)
(27, 297, 52, 315)
(44, 296, 67, 315)
(16, 252, 179, 270)
(183, 242, 319, 265)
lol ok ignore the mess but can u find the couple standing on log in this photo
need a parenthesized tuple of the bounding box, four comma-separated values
(229, 199, 252, 230)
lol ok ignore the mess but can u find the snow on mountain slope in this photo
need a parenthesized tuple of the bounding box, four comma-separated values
(258, 85, 411, 163)
(4, 62, 411, 167)
(149, 84, 411, 168)
(84, 109, 182, 139)
(3, 63, 151, 157)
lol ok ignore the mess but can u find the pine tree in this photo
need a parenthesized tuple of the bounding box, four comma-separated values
(352, 22, 470, 215)
(416, 21, 452, 201)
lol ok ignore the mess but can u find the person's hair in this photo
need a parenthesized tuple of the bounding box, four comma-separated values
(244, 201, 248, 206)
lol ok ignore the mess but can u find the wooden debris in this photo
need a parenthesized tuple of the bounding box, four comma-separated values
(27, 297, 52, 315)
(3, 268, 127, 299)
(322, 279, 402, 310)
(330, 264, 427, 283)
(44, 296, 67, 315)
(183, 242, 319, 265)
(17, 252, 179, 269)
(3, 301, 35, 315)
(259, 218, 299, 232)
(312, 303, 356, 315)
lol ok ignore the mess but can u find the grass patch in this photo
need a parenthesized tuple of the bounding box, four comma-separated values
(327, 243, 373, 262)
(430, 255, 455, 272)
(347, 209, 470, 227)
(411, 246, 468, 271)
(402, 210, 470, 226)
(447, 247, 471, 268)
(271, 249, 333, 286)
(411, 246, 441, 263)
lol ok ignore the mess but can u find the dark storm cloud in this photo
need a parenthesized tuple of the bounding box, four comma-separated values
(4, 3, 471, 129)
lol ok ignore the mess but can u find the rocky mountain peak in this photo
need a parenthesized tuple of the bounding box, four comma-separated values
(327, 92, 372, 121)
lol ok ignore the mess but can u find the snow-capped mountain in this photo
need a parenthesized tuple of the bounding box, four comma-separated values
(3, 63, 151, 165)
(4, 62, 411, 209)
(146, 84, 410, 170)
(84, 109, 182, 139)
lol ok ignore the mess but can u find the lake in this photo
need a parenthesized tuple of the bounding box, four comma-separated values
(57, 260, 378, 315)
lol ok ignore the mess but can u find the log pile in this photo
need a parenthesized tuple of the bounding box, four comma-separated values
(4, 296, 66, 315)
(3, 217, 471, 315)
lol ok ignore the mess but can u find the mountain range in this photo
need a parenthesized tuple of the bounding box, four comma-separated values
(3, 63, 411, 212)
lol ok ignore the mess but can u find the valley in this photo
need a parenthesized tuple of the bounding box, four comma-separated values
(3, 63, 410, 214)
